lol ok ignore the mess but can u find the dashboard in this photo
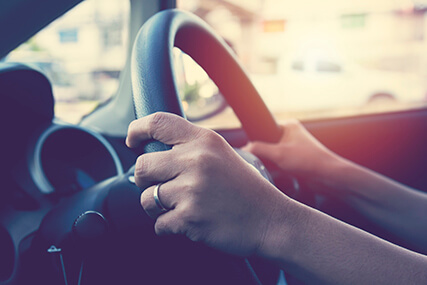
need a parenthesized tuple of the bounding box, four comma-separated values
(29, 124, 123, 195)
(0, 62, 277, 285)
(0, 63, 136, 284)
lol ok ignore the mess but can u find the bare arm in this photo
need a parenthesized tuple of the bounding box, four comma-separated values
(321, 156, 427, 253)
(127, 113, 427, 284)
(260, 196, 427, 284)
(246, 120, 427, 253)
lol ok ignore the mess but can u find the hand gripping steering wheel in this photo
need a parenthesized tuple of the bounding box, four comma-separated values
(130, 9, 283, 285)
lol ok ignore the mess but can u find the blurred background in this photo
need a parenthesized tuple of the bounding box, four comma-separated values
(5, 0, 427, 128)
(5, 0, 129, 123)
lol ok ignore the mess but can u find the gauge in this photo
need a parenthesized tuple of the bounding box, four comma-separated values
(30, 125, 123, 194)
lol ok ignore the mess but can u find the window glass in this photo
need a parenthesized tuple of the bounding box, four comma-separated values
(173, 48, 241, 128)
(5, 0, 129, 123)
(178, 0, 427, 128)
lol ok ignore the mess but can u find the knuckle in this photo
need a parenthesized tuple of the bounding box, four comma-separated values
(135, 155, 150, 181)
(180, 202, 201, 225)
(148, 112, 168, 133)
(173, 180, 202, 205)
(176, 180, 193, 195)
(176, 204, 205, 242)
(193, 150, 210, 164)
(155, 216, 186, 236)
(171, 218, 186, 235)
(127, 119, 137, 133)
(193, 171, 211, 191)
(193, 150, 217, 173)
(179, 204, 193, 222)
(128, 119, 138, 132)
(126, 120, 139, 142)
(154, 219, 168, 236)
(186, 230, 204, 242)
(200, 129, 222, 145)
(140, 190, 151, 210)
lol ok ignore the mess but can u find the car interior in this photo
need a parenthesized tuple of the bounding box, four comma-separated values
(1, 0, 427, 284)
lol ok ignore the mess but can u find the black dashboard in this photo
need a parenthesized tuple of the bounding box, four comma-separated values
(0, 63, 139, 284)
(0, 63, 278, 285)
(29, 124, 123, 195)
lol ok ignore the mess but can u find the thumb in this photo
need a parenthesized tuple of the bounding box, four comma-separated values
(242, 141, 280, 163)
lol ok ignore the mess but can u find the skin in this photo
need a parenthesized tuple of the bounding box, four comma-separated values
(126, 112, 427, 284)
(245, 120, 427, 254)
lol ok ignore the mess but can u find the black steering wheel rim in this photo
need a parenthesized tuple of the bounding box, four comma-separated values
(131, 9, 282, 150)
(130, 8, 283, 285)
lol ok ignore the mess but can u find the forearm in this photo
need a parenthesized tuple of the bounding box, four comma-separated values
(316, 155, 427, 252)
(259, 197, 427, 284)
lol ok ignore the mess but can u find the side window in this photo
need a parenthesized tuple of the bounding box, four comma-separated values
(291, 61, 304, 72)
(58, 28, 79, 43)
(6, 0, 130, 124)
(178, 1, 427, 127)
(173, 48, 241, 128)
(316, 61, 342, 73)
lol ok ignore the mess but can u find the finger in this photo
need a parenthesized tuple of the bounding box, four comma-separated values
(141, 179, 183, 219)
(134, 150, 182, 189)
(242, 123, 297, 160)
(141, 183, 169, 219)
(243, 140, 280, 162)
(154, 211, 185, 236)
(126, 112, 201, 148)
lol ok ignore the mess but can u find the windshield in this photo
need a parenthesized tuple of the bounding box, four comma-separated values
(5, 0, 129, 124)
(178, 0, 427, 128)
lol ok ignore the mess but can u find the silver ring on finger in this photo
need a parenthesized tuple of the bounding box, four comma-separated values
(153, 183, 168, 213)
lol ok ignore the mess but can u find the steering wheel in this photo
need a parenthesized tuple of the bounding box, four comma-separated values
(18, 9, 289, 285)
(131, 9, 282, 149)
(131, 9, 315, 205)
(131, 8, 284, 285)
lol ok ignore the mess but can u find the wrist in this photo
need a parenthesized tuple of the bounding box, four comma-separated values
(313, 152, 351, 186)
(255, 195, 308, 263)
(314, 154, 369, 201)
